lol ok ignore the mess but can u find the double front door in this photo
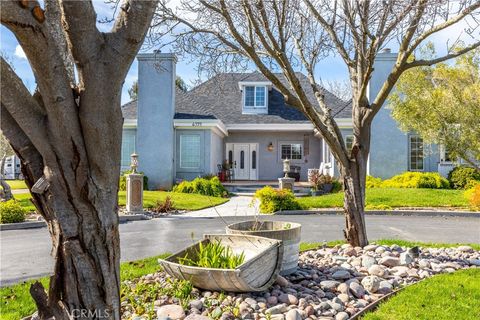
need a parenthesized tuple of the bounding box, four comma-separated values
(226, 143, 258, 180)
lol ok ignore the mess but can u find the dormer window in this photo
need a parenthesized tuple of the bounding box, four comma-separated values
(239, 81, 272, 114)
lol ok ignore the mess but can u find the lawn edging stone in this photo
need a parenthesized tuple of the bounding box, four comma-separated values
(274, 209, 480, 218)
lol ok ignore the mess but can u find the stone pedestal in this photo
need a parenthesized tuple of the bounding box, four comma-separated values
(126, 173, 144, 214)
(278, 177, 295, 192)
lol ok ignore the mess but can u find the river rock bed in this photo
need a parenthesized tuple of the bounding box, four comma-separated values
(121, 244, 480, 320)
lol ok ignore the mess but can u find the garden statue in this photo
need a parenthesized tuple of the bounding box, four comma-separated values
(126, 153, 144, 214)
(279, 159, 295, 191)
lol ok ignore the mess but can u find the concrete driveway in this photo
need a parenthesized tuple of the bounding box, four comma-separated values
(1, 214, 479, 286)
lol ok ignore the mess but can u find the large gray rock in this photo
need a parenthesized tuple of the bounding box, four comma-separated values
(335, 312, 349, 320)
(349, 282, 365, 298)
(379, 256, 401, 267)
(320, 280, 340, 290)
(278, 293, 298, 305)
(400, 252, 413, 265)
(285, 309, 302, 320)
(361, 276, 381, 293)
(275, 275, 289, 287)
(189, 300, 203, 311)
(368, 264, 386, 277)
(457, 245, 473, 252)
(157, 304, 186, 320)
(265, 304, 288, 315)
(377, 280, 393, 294)
(337, 282, 349, 294)
(332, 270, 351, 280)
(362, 256, 377, 268)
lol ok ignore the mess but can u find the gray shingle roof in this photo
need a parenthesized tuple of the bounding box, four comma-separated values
(122, 72, 352, 123)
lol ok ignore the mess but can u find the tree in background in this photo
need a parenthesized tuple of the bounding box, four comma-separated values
(128, 75, 188, 100)
(155, 0, 480, 246)
(390, 47, 480, 170)
(1, 0, 157, 317)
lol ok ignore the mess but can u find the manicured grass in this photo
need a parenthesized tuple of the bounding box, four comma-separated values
(0, 254, 170, 320)
(10, 191, 228, 213)
(298, 188, 469, 209)
(362, 268, 480, 320)
(4, 180, 27, 189)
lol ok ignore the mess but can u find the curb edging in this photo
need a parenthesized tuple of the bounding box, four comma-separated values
(0, 214, 149, 231)
(274, 209, 480, 218)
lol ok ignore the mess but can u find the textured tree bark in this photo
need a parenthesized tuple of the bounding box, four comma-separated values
(0, 0, 158, 318)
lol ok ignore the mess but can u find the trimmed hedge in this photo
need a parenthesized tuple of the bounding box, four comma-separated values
(448, 166, 480, 190)
(254, 186, 302, 213)
(119, 170, 149, 191)
(0, 200, 26, 224)
(367, 172, 450, 189)
(173, 177, 228, 197)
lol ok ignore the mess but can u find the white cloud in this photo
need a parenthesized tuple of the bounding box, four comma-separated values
(14, 45, 26, 59)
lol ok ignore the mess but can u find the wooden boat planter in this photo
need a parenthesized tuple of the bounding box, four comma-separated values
(158, 234, 284, 292)
(226, 220, 301, 275)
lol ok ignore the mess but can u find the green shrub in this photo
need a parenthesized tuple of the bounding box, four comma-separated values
(381, 172, 449, 189)
(119, 170, 149, 191)
(331, 180, 343, 193)
(448, 166, 480, 190)
(173, 177, 228, 197)
(0, 200, 26, 224)
(254, 186, 303, 213)
(465, 183, 480, 210)
(366, 175, 383, 188)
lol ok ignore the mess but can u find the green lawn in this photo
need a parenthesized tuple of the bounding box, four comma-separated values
(298, 188, 469, 209)
(1, 240, 478, 320)
(362, 268, 480, 320)
(5, 180, 27, 189)
(0, 254, 170, 320)
(11, 191, 228, 213)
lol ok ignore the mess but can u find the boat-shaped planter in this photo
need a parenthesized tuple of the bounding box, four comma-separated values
(158, 234, 284, 292)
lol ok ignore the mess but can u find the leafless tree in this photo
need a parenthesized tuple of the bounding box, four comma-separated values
(321, 79, 352, 102)
(1, 0, 157, 318)
(153, 0, 480, 246)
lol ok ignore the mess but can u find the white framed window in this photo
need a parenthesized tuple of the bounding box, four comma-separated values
(345, 135, 354, 151)
(409, 135, 424, 171)
(180, 134, 201, 169)
(243, 85, 267, 113)
(121, 130, 136, 169)
(281, 143, 303, 160)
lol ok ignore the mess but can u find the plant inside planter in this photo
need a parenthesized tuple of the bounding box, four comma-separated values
(309, 171, 334, 195)
(178, 240, 245, 269)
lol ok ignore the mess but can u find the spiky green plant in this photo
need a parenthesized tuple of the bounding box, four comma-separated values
(178, 240, 245, 269)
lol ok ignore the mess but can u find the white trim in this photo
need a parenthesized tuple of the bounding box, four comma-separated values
(227, 123, 315, 131)
(174, 119, 228, 137)
(123, 119, 137, 128)
(238, 81, 272, 90)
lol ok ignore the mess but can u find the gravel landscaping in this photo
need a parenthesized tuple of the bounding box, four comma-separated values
(120, 244, 480, 320)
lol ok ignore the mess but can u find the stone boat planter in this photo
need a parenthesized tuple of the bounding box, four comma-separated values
(159, 234, 283, 292)
(226, 220, 301, 275)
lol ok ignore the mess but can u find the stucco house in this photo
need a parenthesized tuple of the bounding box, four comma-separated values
(121, 51, 452, 190)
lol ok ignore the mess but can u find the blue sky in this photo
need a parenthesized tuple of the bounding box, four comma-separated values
(0, 1, 475, 105)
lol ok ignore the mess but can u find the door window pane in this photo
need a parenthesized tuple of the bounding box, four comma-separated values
(228, 150, 233, 166)
(252, 150, 256, 169)
(180, 134, 201, 169)
(240, 150, 245, 169)
(409, 136, 424, 171)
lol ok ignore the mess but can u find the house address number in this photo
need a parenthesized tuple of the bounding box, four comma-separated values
(192, 122, 203, 126)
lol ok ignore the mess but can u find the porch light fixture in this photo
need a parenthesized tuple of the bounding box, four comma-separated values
(267, 142, 274, 152)
(283, 159, 291, 177)
(130, 153, 139, 173)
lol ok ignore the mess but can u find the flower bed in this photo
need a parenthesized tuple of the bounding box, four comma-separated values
(121, 244, 480, 319)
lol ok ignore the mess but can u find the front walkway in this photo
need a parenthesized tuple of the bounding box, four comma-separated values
(180, 196, 258, 217)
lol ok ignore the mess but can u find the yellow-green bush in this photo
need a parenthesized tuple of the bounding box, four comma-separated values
(448, 166, 480, 189)
(366, 175, 383, 188)
(254, 186, 302, 213)
(0, 200, 26, 224)
(381, 172, 450, 189)
(465, 183, 480, 210)
(173, 176, 228, 197)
